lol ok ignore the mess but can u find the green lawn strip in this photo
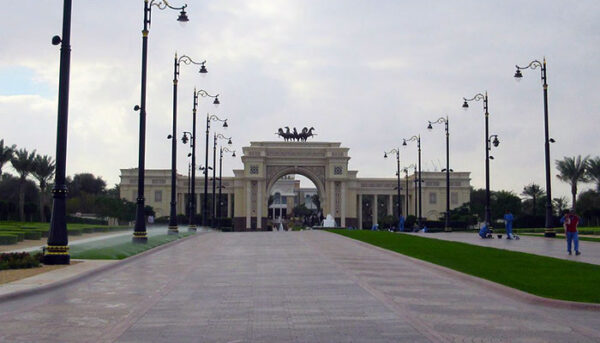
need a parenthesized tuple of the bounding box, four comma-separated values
(521, 233, 600, 243)
(70, 232, 194, 260)
(328, 229, 600, 303)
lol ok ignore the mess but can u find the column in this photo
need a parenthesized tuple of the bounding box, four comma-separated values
(358, 194, 363, 229)
(340, 182, 346, 227)
(373, 194, 378, 226)
(227, 193, 231, 217)
(257, 181, 262, 229)
(388, 194, 393, 217)
(246, 181, 251, 229)
(330, 182, 336, 218)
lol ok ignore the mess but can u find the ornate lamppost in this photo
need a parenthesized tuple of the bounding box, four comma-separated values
(133, 0, 189, 243)
(44, 0, 72, 264)
(514, 58, 556, 237)
(217, 147, 236, 230)
(462, 92, 500, 227)
(403, 136, 422, 227)
(384, 149, 402, 219)
(212, 134, 232, 227)
(203, 114, 228, 226)
(403, 164, 416, 218)
(188, 90, 219, 230)
(427, 116, 451, 231)
(167, 53, 207, 235)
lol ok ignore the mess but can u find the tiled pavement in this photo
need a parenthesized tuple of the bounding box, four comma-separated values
(1, 231, 599, 342)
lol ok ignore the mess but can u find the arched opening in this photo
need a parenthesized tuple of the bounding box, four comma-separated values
(266, 171, 323, 230)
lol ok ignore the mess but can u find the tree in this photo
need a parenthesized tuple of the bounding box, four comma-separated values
(553, 196, 568, 216)
(521, 183, 545, 216)
(311, 193, 321, 211)
(67, 173, 107, 197)
(555, 155, 590, 211)
(576, 190, 600, 227)
(0, 139, 15, 177)
(32, 154, 55, 222)
(492, 190, 522, 219)
(587, 157, 600, 191)
(10, 148, 36, 221)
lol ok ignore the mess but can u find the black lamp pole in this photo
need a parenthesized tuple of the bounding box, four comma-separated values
(44, 0, 72, 264)
(463, 93, 499, 227)
(403, 136, 422, 227)
(133, 0, 189, 243)
(514, 59, 555, 237)
(168, 54, 206, 235)
(384, 149, 402, 218)
(218, 147, 236, 230)
(212, 134, 232, 227)
(203, 114, 228, 226)
(428, 116, 451, 231)
(189, 90, 219, 230)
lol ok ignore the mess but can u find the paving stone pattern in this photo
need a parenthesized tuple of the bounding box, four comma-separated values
(0, 231, 599, 342)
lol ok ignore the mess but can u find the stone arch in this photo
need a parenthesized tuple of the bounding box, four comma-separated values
(266, 166, 326, 202)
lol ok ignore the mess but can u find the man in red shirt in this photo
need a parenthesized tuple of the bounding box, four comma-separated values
(562, 209, 581, 256)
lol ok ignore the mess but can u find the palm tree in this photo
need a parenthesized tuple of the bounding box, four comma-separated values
(10, 148, 37, 221)
(555, 155, 590, 211)
(587, 157, 600, 191)
(32, 154, 56, 222)
(0, 139, 16, 177)
(521, 183, 545, 216)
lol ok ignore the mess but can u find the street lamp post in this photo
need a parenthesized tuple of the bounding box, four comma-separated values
(189, 90, 219, 230)
(133, 0, 189, 243)
(462, 92, 500, 227)
(384, 149, 402, 219)
(203, 114, 228, 227)
(403, 136, 422, 227)
(427, 116, 451, 231)
(44, 0, 72, 264)
(179, 131, 194, 228)
(168, 54, 207, 235)
(403, 164, 415, 218)
(217, 147, 236, 230)
(514, 58, 556, 237)
(212, 134, 232, 227)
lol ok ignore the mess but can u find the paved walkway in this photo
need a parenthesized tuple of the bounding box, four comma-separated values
(407, 232, 600, 265)
(1, 231, 599, 342)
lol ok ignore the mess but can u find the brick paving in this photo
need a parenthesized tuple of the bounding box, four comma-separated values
(0, 231, 599, 342)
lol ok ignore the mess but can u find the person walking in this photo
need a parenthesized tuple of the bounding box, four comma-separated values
(503, 210, 514, 239)
(562, 209, 581, 256)
(398, 214, 405, 232)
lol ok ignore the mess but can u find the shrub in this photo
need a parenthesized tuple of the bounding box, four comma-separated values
(0, 252, 42, 270)
(94, 227, 110, 232)
(0, 234, 18, 245)
(22, 230, 42, 240)
(82, 227, 95, 234)
(1, 231, 25, 241)
(67, 228, 83, 236)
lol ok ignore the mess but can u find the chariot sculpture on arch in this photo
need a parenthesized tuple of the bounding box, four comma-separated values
(275, 127, 316, 141)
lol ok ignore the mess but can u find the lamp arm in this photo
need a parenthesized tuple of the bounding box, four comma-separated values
(151, 0, 187, 11)
(516, 60, 542, 71)
(197, 89, 219, 98)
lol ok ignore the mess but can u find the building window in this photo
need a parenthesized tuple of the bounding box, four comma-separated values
(451, 192, 458, 205)
(429, 192, 437, 204)
(250, 165, 259, 174)
(334, 166, 343, 175)
(155, 190, 162, 203)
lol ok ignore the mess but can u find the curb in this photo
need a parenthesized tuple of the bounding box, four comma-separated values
(0, 231, 207, 303)
(327, 231, 600, 311)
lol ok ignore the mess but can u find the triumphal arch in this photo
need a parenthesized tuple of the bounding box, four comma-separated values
(232, 141, 356, 229)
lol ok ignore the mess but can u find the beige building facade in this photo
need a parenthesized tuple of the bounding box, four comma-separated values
(120, 141, 471, 230)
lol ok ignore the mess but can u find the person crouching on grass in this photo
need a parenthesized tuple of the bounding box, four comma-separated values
(561, 209, 581, 256)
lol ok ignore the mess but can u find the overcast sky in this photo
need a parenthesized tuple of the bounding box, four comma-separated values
(1, 1, 599, 200)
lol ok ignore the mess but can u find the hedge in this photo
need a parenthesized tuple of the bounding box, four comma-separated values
(0, 252, 42, 270)
(22, 230, 42, 240)
(94, 227, 110, 232)
(82, 227, 95, 234)
(67, 228, 83, 236)
(0, 234, 18, 245)
(1, 231, 24, 241)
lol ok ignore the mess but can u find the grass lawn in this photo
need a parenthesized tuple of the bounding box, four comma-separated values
(521, 233, 600, 243)
(70, 232, 194, 260)
(329, 229, 600, 303)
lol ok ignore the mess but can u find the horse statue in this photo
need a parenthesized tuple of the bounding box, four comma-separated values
(292, 127, 299, 141)
(275, 127, 293, 141)
(299, 127, 316, 141)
